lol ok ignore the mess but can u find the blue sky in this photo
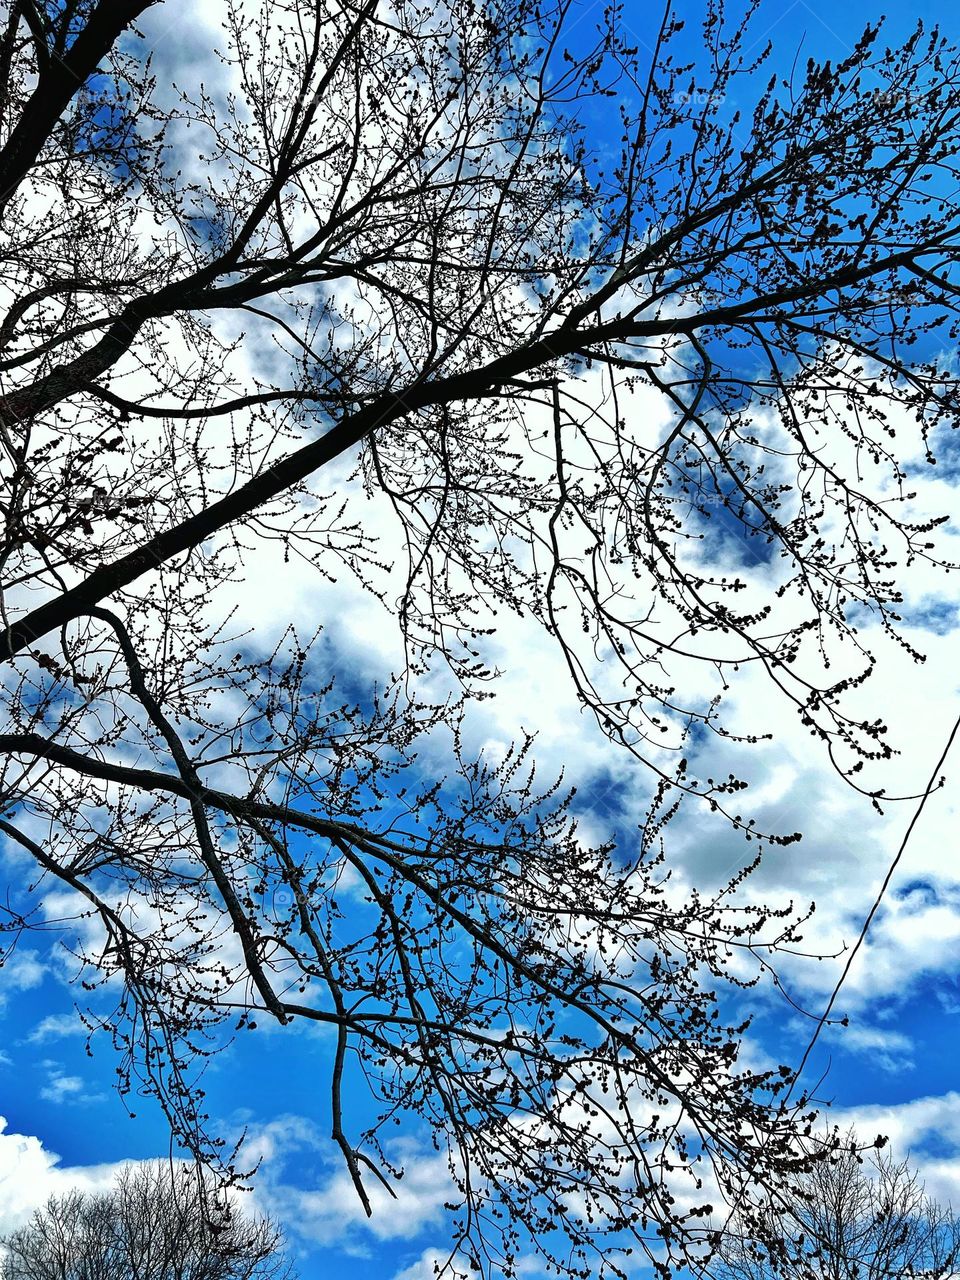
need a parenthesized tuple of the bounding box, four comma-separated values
(4, 1, 960, 1277)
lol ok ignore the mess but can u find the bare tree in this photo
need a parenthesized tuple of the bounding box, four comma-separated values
(0, 1163, 294, 1280)
(713, 1136, 960, 1280)
(2, 0, 960, 1275)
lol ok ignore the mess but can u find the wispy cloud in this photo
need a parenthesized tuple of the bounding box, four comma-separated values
(27, 1013, 86, 1045)
(37, 1061, 105, 1107)
(838, 1023, 916, 1073)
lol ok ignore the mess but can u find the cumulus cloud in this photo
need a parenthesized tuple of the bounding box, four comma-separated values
(249, 1122, 454, 1251)
(647, 574, 960, 1019)
(212, 360, 960, 1032)
(0, 1118, 128, 1232)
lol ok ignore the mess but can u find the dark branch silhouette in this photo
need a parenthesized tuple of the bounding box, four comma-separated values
(1, 1, 959, 1275)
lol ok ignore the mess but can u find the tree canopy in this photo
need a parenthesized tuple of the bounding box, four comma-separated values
(0, 1163, 294, 1280)
(714, 1136, 960, 1280)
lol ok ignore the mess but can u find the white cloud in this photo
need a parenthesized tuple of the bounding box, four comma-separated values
(393, 1249, 473, 1280)
(37, 1061, 105, 1106)
(240, 1117, 455, 1251)
(0, 1118, 128, 1232)
(240, 1113, 326, 1168)
(834, 1023, 915, 1073)
(207, 366, 960, 1031)
(39, 1071, 85, 1104)
(0, 949, 45, 999)
(831, 1092, 960, 1207)
(266, 1147, 452, 1248)
(5, 16, 960, 1271)
(642, 581, 960, 1017)
(27, 1013, 87, 1044)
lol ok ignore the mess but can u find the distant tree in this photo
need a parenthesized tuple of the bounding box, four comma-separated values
(2, 0, 960, 1276)
(0, 1163, 295, 1280)
(713, 1136, 960, 1280)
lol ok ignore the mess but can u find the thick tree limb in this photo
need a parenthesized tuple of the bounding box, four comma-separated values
(0, 0, 157, 210)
